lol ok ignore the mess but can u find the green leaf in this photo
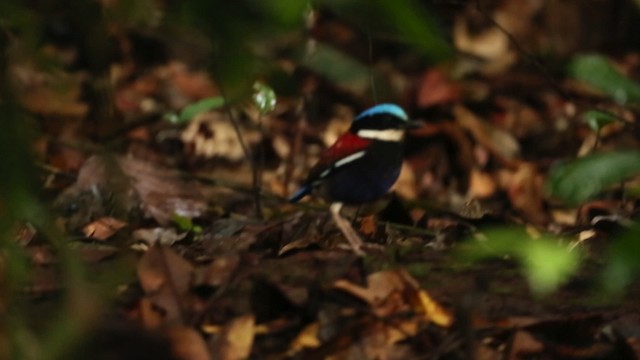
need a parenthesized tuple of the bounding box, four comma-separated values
(257, 0, 308, 27)
(546, 151, 640, 205)
(568, 54, 640, 104)
(172, 214, 202, 233)
(460, 228, 581, 295)
(177, 97, 225, 123)
(601, 224, 640, 294)
(582, 110, 618, 132)
(252, 82, 277, 115)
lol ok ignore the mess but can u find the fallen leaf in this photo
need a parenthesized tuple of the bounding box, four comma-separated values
(359, 215, 377, 237)
(508, 330, 544, 360)
(213, 315, 255, 360)
(137, 246, 194, 326)
(193, 255, 240, 288)
(416, 289, 453, 327)
(288, 322, 321, 355)
(167, 326, 211, 360)
(82, 217, 128, 240)
(71, 243, 119, 263)
(334, 269, 452, 326)
(181, 112, 261, 161)
(455, 105, 521, 162)
(416, 69, 460, 107)
(133, 228, 188, 246)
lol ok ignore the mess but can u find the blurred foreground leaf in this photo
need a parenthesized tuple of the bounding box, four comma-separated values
(582, 110, 619, 133)
(601, 224, 640, 294)
(461, 228, 581, 295)
(568, 54, 640, 104)
(320, 0, 452, 62)
(547, 151, 640, 205)
(301, 43, 371, 96)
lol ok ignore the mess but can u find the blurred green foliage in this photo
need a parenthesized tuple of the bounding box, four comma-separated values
(601, 224, 640, 294)
(546, 150, 640, 205)
(568, 54, 640, 104)
(170, 96, 226, 124)
(460, 228, 581, 295)
(0, 1, 452, 358)
(582, 109, 619, 133)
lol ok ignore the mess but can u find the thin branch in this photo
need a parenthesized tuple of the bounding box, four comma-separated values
(209, 67, 263, 219)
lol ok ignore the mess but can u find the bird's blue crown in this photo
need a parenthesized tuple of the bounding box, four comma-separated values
(354, 103, 408, 122)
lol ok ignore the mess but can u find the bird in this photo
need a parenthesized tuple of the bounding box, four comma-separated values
(289, 103, 414, 255)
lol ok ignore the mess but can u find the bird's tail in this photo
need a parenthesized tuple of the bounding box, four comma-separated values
(288, 185, 310, 203)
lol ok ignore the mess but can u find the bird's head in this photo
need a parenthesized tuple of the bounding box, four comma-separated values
(349, 104, 417, 141)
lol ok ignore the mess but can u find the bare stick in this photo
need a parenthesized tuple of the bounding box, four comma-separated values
(210, 70, 263, 219)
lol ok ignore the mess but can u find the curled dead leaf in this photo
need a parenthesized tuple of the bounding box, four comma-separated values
(82, 217, 128, 240)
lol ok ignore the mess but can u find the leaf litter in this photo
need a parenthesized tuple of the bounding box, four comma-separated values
(9, 2, 640, 359)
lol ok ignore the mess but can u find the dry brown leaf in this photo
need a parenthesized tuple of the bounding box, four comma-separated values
(468, 169, 497, 199)
(502, 163, 549, 224)
(167, 326, 211, 360)
(416, 289, 453, 327)
(56, 155, 208, 228)
(359, 215, 377, 237)
(213, 315, 256, 360)
(507, 330, 544, 360)
(288, 322, 321, 355)
(390, 162, 417, 200)
(416, 69, 460, 107)
(12, 65, 89, 117)
(137, 246, 194, 326)
(137, 246, 193, 294)
(278, 237, 318, 256)
(455, 105, 521, 162)
(138, 297, 165, 329)
(193, 255, 240, 288)
(453, 17, 517, 74)
(82, 217, 128, 240)
(334, 269, 453, 327)
(181, 112, 261, 162)
(27, 246, 55, 266)
(133, 228, 188, 246)
(119, 156, 208, 224)
(74, 243, 119, 263)
(164, 61, 218, 102)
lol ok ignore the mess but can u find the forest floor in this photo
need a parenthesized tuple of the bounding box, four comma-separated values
(6, 2, 640, 359)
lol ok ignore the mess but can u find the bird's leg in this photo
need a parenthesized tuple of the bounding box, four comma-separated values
(329, 202, 365, 256)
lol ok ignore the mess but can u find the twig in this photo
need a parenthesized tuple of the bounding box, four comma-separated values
(209, 68, 263, 219)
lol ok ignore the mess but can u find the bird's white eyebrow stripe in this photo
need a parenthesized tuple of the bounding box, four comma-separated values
(357, 129, 404, 141)
(334, 151, 366, 168)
